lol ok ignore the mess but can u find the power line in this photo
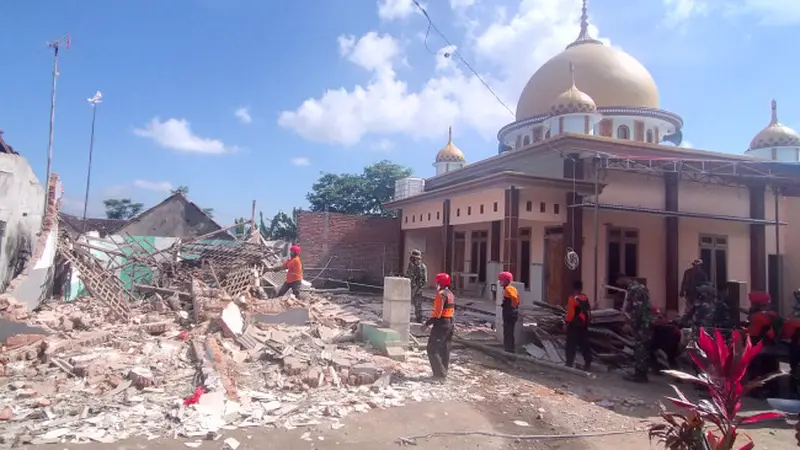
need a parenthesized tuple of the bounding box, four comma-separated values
(412, 0, 515, 117)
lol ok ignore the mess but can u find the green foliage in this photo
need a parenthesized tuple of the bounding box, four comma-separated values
(202, 208, 215, 218)
(233, 217, 250, 239)
(169, 185, 214, 218)
(306, 160, 412, 216)
(258, 210, 297, 242)
(103, 198, 144, 220)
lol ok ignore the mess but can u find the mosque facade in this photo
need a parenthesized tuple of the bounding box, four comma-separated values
(387, 1, 800, 316)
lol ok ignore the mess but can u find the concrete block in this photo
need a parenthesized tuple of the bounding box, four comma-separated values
(382, 276, 411, 303)
(360, 322, 402, 352)
(383, 345, 406, 361)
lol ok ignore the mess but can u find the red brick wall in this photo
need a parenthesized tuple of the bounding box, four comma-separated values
(296, 211, 401, 285)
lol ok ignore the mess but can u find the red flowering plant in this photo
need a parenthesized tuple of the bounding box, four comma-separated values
(649, 327, 785, 449)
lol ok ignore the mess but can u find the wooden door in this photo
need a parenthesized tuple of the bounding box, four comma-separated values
(544, 230, 564, 306)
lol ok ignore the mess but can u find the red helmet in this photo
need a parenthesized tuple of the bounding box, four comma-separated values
(748, 291, 770, 306)
(498, 271, 513, 284)
(290, 245, 301, 255)
(434, 273, 451, 288)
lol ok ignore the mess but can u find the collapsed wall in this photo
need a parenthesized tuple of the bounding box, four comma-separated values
(0, 153, 46, 294)
(0, 152, 61, 309)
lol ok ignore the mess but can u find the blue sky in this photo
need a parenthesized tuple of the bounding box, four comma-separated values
(1, 0, 799, 225)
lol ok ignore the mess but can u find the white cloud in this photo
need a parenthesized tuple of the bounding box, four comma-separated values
(235, 107, 252, 124)
(133, 179, 174, 192)
(450, 0, 476, 9)
(378, 0, 419, 21)
(134, 117, 236, 154)
(278, 0, 598, 147)
(371, 138, 396, 152)
(662, 0, 800, 26)
(291, 157, 311, 166)
(680, 141, 694, 148)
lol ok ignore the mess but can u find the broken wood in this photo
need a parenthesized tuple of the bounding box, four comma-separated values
(134, 284, 191, 299)
(453, 335, 595, 378)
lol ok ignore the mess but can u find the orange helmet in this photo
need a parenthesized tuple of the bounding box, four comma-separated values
(434, 273, 451, 288)
(498, 271, 513, 284)
(290, 245, 301, 255)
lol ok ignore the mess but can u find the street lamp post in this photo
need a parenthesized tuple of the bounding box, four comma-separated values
(81, 91, 103, 231)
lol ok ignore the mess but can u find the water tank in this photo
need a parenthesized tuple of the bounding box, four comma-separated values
(394, 177, 425, 200)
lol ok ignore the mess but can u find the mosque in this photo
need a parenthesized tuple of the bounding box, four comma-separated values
(386, 1, 800, 316)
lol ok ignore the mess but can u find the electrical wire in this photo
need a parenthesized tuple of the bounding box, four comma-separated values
(412, 0, 515, 118)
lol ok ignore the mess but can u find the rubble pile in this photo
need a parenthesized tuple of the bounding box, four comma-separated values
(521, 305, 637, 368)
(0, 233, 481, 446)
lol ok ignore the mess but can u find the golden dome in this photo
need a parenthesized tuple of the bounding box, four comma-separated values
(435, 127, 465, 163)
(749, 100, 800, 150)
(515, 2, 659, 120)
(549, 62, 597, 116)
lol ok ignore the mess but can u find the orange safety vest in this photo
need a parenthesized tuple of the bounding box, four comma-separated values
(431, 288, 455, 319)
(284, 256, 303, 283)
(748, 310, 779, 342)
(566, 293, 591, 327)
(503, 285, 520, 308)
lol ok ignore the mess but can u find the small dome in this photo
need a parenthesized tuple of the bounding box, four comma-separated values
(749, 100, 800, 150)
(435, 127, 465, 163)
(515, 2, 659, 120)
(549, 62, 597, 116)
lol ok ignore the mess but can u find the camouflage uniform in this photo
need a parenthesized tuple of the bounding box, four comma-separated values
(626, 282, 654, 380)
(689, 283, 715, 342)
(405, 250, 428, 323)
(711, 286, 732, 340)
(793, 289, 800, 318)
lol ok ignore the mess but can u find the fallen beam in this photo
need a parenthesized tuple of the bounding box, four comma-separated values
(453, 335, 595, 379)
(133, 284, 191, 299)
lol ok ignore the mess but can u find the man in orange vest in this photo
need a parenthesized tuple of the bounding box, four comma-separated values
(423, 273, 455, 378)
(746, 291, 781, 397)
(498, 271, 520, 353)
(564, 280, 592, 371)
(267, 245, 304, 298)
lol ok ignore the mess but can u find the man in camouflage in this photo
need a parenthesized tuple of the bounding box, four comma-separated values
(405, 249, 428, 323)
(688, 282, 715, 342)
(619, 276, 654, 383)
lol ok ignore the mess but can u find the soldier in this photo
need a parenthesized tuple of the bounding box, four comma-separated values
(619, 276, 654, 383)
(712, 284, 732, 340)
(405, 249, 428, 323)
(689, 282, 715, 342)
(680, 259, 708, 318)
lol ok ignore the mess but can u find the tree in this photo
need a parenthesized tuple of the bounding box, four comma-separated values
(103, 198, 144, 219)
(232, 217, 250, 239)
(169, 185, 215, 218)
(306, 160, 412, 216)
(257, 210, 297, 242)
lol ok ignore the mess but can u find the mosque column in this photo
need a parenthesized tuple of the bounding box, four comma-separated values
(398, 208, 406, 274)
(749, 184, 767, 292)
(664, 173, 679, 313)
(442, 199, 453, 275)
(502, 187, 520, 277)
(562, 154, 584, 302)
(491, 220, 501, 262)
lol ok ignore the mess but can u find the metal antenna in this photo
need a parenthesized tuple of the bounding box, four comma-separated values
(44, 34, 70, 218)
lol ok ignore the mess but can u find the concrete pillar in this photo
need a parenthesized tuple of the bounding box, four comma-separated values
(382, 276, 411, 345)
(495, 281, 524, 349)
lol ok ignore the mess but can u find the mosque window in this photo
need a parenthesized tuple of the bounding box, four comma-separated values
(646, 130, 654, 143)
(617, 125, 630, 140)
(523, 135, 531, 146)
(428, 213, 431, 220)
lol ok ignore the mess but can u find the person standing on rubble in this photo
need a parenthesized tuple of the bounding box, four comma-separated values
(267, 245, 304, 298)
(618, 276, 654, 383)
(564, 279, 592, 371)
(497, 271, 520, 353)
(405, 249, 428, 323)
(680, 259, 708, 320)
(423, 273, 455, 379)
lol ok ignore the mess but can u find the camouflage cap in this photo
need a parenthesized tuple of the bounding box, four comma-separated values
(410, 249, 422, 257)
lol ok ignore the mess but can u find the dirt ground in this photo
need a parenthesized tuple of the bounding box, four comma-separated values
(15, 345, 796, 450)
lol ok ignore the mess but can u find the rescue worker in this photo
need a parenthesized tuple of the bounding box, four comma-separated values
(619, 276, 654, 383)
(405, 249, 428, 323)
(782, 295, 800, 398)
(498, 271, 520, 353)
(650, 308, 682, 373)
(423, 273, 455, 379)
(564, 280, 592, 371)
(267, 245, 303, 298)
(680, 259, 708, 317)
(688, 282, 715, 342)
(746, 291, 781, 397)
